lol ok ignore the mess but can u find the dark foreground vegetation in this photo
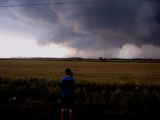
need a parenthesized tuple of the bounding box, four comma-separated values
(0, 78, 160, 120)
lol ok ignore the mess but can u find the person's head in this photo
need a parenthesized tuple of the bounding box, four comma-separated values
(65, 68, 73, 76)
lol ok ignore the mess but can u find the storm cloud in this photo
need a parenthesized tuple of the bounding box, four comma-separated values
(1, 0, 160, 58)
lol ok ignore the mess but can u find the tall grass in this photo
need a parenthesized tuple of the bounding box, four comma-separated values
(0, 77, 160, 113)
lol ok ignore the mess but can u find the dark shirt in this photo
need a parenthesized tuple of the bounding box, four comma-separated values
(60, 76, 75, 97)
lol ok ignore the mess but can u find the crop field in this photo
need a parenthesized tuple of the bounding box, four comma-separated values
(0, 58, 160, 85)
(0, 58, 160, 120)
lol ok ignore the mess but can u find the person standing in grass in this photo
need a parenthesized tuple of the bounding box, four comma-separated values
(60, 68, 75, 120)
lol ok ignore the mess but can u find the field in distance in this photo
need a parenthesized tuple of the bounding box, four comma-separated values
(0, 58, 160, 85)
(0, 58, 160, 119)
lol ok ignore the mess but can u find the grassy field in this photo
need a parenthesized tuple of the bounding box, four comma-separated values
(0, 58, 160, 85)
(0, 58, 160, 119)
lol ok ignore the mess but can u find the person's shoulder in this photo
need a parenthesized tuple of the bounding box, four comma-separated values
(60, 76, 67, 82)
(63, 76, 75, 81)
(61, 76, 68, 80)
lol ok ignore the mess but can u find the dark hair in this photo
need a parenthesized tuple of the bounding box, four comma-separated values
(65, 68, 73, 76)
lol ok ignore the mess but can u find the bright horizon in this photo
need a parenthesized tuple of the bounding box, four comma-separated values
(0, 32, 71, 58)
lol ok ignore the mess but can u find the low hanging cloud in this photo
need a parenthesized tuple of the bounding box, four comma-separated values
(2, 0, 160, 58)
(118, 44, 160, 59)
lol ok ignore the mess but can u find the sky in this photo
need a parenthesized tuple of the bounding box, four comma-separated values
(0, 0, 160, 59)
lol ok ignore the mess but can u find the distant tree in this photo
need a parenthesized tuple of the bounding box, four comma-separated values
(99, 57, 107, 61)
(99, 57, 103, 61)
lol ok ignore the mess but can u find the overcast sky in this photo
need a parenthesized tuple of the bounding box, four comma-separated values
(0, 0, 160, 58)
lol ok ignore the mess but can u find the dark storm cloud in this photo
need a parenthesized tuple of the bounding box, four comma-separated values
(11, 0, 59, 24)
(1, 0, 160, 58)
(60, 0, 160, 47)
